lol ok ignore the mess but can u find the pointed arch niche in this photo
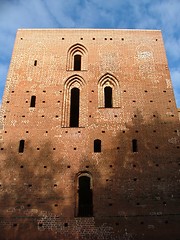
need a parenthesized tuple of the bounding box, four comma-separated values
(62, 75, 87, 127)
(75, 172, 93, 217)
(67, 43, 88, 71)
(98, 73, 120, 108)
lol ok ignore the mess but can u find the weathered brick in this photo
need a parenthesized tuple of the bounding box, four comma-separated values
(0, 29, 179, 240)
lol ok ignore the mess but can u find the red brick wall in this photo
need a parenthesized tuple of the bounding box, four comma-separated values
(0, 29, 180, 239)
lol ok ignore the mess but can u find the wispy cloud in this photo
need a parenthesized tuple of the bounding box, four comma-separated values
(0, 0, 180, 107)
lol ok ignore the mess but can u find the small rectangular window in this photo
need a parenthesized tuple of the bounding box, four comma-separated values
(94, 139, 101, 152)
(132, 139, 138, 152)
(30, 96, 36, 107)
(19, 140, 25, 153)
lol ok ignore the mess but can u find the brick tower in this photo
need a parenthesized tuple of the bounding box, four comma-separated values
(0, 29, 180, 240)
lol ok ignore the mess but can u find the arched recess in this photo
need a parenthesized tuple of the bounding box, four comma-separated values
(98, 73, 120, 108)
(62, 75, 87, 127)
(67, 43, 88, 71)
(75, 172, 93, 217)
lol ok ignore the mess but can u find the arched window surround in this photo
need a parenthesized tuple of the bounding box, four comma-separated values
(62, 75, 87, 127)
(67, 43, 88, 71)
(98, 73, 120, 108)
(75, 172, 93, 217)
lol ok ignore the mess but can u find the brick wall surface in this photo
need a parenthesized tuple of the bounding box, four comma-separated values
(0, 29, 180, 239)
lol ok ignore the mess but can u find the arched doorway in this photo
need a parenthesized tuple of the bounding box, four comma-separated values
(76, 173, 93, 217)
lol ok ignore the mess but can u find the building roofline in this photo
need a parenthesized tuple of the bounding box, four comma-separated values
(17, 28, 161, 32)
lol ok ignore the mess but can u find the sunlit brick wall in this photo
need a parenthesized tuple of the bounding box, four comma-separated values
(0, 29, 179, 240)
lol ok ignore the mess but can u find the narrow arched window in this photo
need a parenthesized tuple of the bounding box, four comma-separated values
(19, 140, 25, 153)
(74, 55, 81, 71)
(104, 86, 112, 108)
(70, 88, 80, 127)
(78, 176, 93, 217)
(30, 95, 36, 108)
(132, 139, 138, 152)
(94, 139, 101, 152)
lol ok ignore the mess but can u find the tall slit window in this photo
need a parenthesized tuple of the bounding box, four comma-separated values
(74, 55, 81, 71)
(30, 95, 36, 108)
(70, 88, 80, 127)
(94, 139, 101, 152)
(132, 139, 138, 152)
(104, 86, 112, 108)
(19, 140, 25, 153)
(78, 176, 93, 217)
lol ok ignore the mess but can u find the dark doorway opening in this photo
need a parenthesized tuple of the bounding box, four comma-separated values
(70, 88, 80, 127)
(74, 55, 81, 71)
(78, 176, 93, 217)
(104, 86, 112, 108)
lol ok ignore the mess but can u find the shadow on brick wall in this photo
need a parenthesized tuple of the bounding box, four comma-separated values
(0, 110, 180, 240)
(0, 140, 64, 239)
(97, 109, 180, 239)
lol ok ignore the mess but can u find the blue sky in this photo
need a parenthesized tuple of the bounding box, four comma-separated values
(0, 0, 180, 107)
